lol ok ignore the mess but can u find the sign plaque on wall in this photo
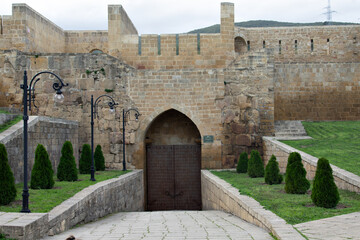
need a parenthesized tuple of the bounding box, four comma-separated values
(203, 135, 214, 143)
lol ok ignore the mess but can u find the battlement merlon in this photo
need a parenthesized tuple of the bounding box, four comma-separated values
(221, 2, 235, 35)
(108, 5, 138, 36)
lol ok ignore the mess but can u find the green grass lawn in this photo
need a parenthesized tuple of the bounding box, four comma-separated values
(211, 171, 360, 225)
(0, 170, 130, 213)
(0, 115, 22, 133)
(281, 121, 360, 176)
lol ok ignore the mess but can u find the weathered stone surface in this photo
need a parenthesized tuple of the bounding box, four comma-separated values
(202, 170, 305, 240)
(231, 122, 246, 134)
(0, 116, 79, 183)
(236, 134, 252, 146)
(0, 170, 144, 240)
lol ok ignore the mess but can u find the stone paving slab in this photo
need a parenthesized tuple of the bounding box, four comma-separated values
(42, 211, 273, 240)
(294, 212, 360, 240)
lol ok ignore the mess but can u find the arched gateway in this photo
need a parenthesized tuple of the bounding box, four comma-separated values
(145, 109, 202, 211)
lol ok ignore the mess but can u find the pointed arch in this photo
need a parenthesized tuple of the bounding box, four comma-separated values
(135, 106, 203, 143)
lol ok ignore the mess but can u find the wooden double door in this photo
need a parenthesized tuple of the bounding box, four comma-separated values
(146, 145, 201, 211)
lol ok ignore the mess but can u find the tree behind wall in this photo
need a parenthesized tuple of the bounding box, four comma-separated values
(30, 144, 54, 189)
(57, 141, 78, 181)
(94, 145, 105, 171)
(79, 144, 91, 174)
(0, 143, 16, 205)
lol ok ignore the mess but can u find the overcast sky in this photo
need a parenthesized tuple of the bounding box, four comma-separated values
(0, 0, 359, 34)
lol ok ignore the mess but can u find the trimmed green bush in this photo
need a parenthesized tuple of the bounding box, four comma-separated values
(285, 152, 301, 176)
(236, 152, 248, 173)
(94, 145, 105, 171)
(247, 150, 264, 178)
(79, 144, 91, 174)
(265, 155, 283, 185)
(30, 144, 54, 189)
(0, 144, 16, 205)
(57, 141, 78, 181)
(311, 158, 340, 208)
(285, 152, 310, 194)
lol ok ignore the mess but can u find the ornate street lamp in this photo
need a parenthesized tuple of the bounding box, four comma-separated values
(20, 70, 68, 213)
(90, 95, 118, 181)
(122, 108, 140, 171)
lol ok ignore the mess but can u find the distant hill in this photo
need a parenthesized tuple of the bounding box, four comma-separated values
(188, 20, 359, 34)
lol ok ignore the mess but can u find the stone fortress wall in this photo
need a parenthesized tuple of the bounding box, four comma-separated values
(0, 2, 359, 169)
(237, 26, 359, 63)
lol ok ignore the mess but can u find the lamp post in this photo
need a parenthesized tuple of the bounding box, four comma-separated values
(122, 108, 140, 171)
(91, 95, 118, 181)
(20, 70, 68, 213)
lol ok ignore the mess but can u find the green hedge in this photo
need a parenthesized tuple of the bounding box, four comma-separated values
(57, 141, 78, 181)
(0, 144, 16, 205)
(264, 155, 283, 185)
(311, 158, 340, 208)
(247, 150, 264, 178)
(30, 144, 54, 189)
(79, 144, 91, 174)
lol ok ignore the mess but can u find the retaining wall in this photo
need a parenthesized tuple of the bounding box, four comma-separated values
(201, 170, 305, 240)
(0, 113, 19, 125)
(263, 136, 360, 193)
(0, 170, 144, 240)
(0, 116, 79, 183)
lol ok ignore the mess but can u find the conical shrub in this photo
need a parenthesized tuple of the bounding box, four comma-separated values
(79, 144, 91, 174)
(0, 143, 16, 205)
(94, 145, 105, 171)
(265, 155, 283, 185)
(247, 150, 264, 178)
(285, 152, 301, 176)
(30, 144, 54, 189)
(311, 158, 339, 208)
(57, 141, 78, 181)
(285, 152, 310, 194)
(236, 152, 248, 173)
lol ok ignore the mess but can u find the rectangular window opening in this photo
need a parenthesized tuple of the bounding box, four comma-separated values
(138, 36, 142, 56)
(197, 33, 201, 55)
(279, 40, 282, 54)
(295, 40, 298, 53)
(176, 34, 179, 55)
(311, 39, 314, 52)
(247, 41, 250, 51)
(157, 35, 161, 55)
(263, 40, 266, 49)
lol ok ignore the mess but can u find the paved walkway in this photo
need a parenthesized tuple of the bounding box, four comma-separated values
(295, 212, 360, 240)
(42, 211, 273, 240)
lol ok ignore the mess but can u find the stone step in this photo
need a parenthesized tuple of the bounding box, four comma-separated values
(275, 120, 308, 137)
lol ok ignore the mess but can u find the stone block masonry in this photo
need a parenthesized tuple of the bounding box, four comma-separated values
(275, 62, 360, 121)
(0, 170, 144, 240)
(263, 137, 360, 193)
(201, 170, 305, 240)
(0, 113, 19, 125)
(237, 25, 360, 63)
(0, 116, 79, 183)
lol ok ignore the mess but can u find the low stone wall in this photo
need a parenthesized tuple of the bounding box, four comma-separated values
(201, 170, 305, 240)
(263, 137, 360, 193)
(0, 170, 144, 240)
(0, 113, 19, 125)
(0, 116, 79, 183)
